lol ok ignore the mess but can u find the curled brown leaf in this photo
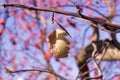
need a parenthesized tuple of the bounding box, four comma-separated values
(48, 29, 70, 58)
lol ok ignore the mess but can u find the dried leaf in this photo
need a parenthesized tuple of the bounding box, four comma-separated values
(48, 29, 70, 58)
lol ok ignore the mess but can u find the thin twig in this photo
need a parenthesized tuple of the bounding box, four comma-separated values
(4, 67, 67, 80)
(84, 43, 103, 80)
(51, 12, 54, 23)
(91, 43, 102, 79)
(51, 4, 107, 18)
(68, 0, 82, 16)
(98, 40, 110, 65)
(55, 20, 71, 37)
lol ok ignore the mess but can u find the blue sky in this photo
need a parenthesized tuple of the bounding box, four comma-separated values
(1, 0, 120, 80)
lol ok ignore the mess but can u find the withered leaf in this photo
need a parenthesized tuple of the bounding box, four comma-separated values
(48, 29, 70, 58)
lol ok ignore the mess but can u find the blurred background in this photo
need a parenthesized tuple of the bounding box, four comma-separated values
(0, 0, 120, 80)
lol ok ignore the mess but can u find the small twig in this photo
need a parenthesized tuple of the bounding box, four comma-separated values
(80, 68, 95, 78)
(4, 67, 67, 80)
(54, 20, 71, 37)
(51, 12, 54, 23)
(81, 26, 90, 47)
(80, 40, 105, 70)
(98, 40, 110, 65)
(91, 23, 111, 33)
(91, 43, 102, 80)
(69, 0, 82, 16)
(83, 43, 103, 80)
(51, 4, 107, 18)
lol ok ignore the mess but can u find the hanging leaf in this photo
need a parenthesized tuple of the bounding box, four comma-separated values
(48, 29, 70, 58)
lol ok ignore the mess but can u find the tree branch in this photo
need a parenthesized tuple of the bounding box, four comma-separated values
(1, 3, 120, 31)
(4, 67, 67, 80)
